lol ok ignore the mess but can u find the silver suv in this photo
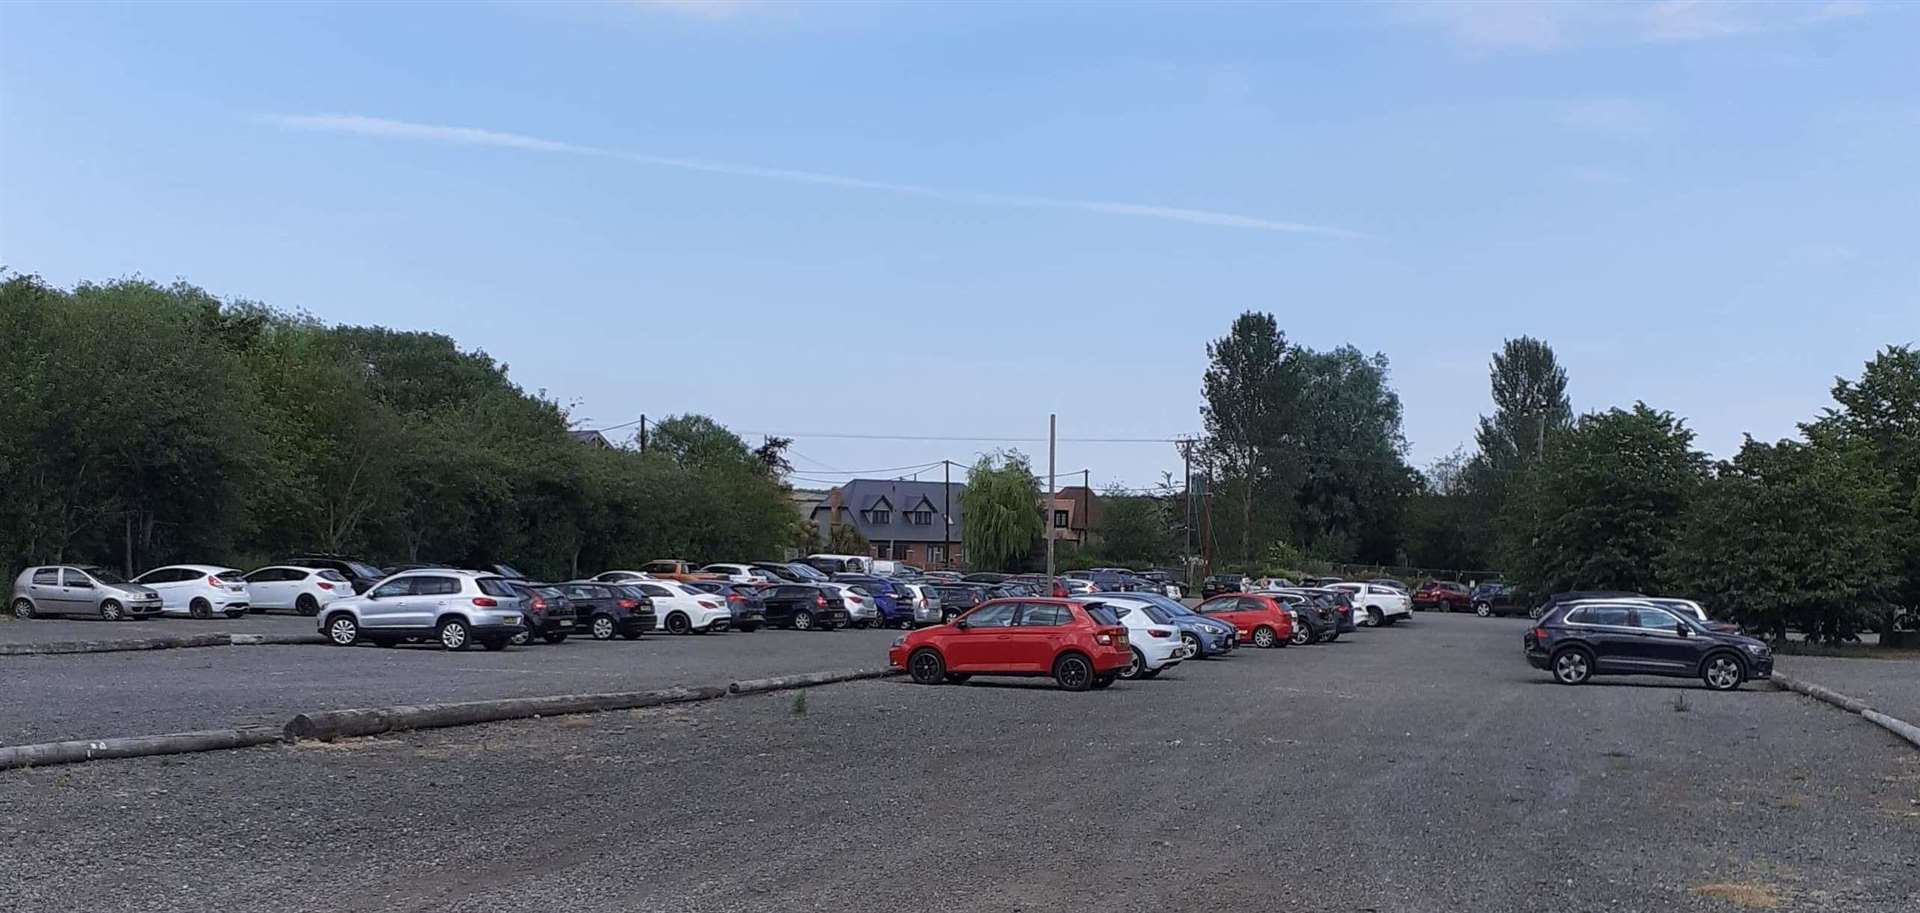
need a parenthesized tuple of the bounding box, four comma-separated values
(317, 569, 527, 651)
(11, 565, 165, 620)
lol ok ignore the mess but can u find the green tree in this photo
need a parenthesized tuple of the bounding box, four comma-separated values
(1802, 346, 1920, 614)
(1201, 312, 1299, 567)
(960, 450, 1044, 572)
(1661, 438, 1899, 641)
(1093, 486, 1174, 567)
(1401, 448, 1490, 571)
(1290, 345, 1417, 563)
(1473, 336, 1572, 473)
(1501, 404, 1706, 595)
(825, 522, 870, 555)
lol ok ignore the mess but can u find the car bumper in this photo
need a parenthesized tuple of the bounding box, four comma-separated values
(731, 610, 767, 628)
(913, 606, 943, 625)
(887, 645, 907, 668)
(471, 621, 523, 639)
(1139, 639, 1187, 670)
(1746, 653, 1773, 678)
(1092, 650, 1131, 674)
(621, 614, 658, 635)
(1524, 648, 1550, 670)
(127, 601, 165, 616)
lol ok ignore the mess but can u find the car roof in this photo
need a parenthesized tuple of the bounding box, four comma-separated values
(147, 564, 241, 573)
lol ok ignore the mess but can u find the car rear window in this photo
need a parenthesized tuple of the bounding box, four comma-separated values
(475, 577, 519, 598)
(1082, 604, 1121, 625)
(317, 569, 349, 582)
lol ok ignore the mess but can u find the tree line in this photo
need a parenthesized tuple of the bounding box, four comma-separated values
(0, 274, 803, 581)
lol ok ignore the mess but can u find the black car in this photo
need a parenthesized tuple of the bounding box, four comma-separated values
(561, 581, 657, 640)
(505, 582, 577, 645)
(1468, 583, 1528, 618)
(961, 572, 1010, 585)
(1524, 598, 1772, 691)
(686, 581, 769, 632)
(927, 584, 987, 623)
(751, 561, 820, 583)
(760, 584, 850, 631)
(1200, 575, 1245, 600)
(1270, 591, 1339, 644)
(1530, 590, 1640, 621)
(281, 554, 387, 594)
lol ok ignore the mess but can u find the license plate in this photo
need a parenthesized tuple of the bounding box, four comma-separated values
(1115, 635, 1129, 648)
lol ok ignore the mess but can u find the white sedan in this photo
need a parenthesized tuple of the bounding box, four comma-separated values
(592, 570, 655, 584)
(132, 565, 252, 619)
(630, 580, 731, 634)
(1077, 596, 1191, 679)
(243, 566, 352, 616)
(1325, 582, 1412, 627)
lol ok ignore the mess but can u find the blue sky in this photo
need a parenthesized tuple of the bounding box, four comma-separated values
(3, 1, 1914, 489)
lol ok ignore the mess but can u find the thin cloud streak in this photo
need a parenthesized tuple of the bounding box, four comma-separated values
(267, 113, 1360, 238)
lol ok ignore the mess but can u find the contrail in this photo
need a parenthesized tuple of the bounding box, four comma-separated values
(268, 113, 1360, 238)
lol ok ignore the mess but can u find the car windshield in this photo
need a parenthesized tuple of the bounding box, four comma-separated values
(788, 563, 827, 580)
(317, 569, 349, 582)
(85, 568, 127, 584)
(346, 561, 383, 579)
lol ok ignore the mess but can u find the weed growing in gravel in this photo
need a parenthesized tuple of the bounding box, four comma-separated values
(1673, 692, 1690, 713)
(791, 691, 808, 716)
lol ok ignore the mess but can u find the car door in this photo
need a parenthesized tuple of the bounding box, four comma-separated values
(1008, 602, 1074, 672)
(27, 567, 65, 614)
(57, 567, 100, 614)
(244, 568, 290, 610)
(1195, 596, 1244, 635)
(1625, 606, 1699, 672)
(1565, 604, 1643, 672)
(133, 568, 180, 611)
(946, 601, 1019, 671)
(359, 576, 418, 629)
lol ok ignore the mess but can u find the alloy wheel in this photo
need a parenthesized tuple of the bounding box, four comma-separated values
(100, 601, 124, 621)
(909, 649, 944, 684)
(1704, 656, 1742, 691)
(1553, 651, 1590, 684)
(439, 621, 469, 650)
(591, 616, 615, 640)
(327, 617, 358, 646)
(793, 610, 814, 631)
(1289, 625, 1310, 646)
(1253, 627, 1276, 648)
(1475, 603, 1492, 617)
(1120, 649, 1144, 679)
(1055, 655, 1092, 691)
(11, 599, 33, 620)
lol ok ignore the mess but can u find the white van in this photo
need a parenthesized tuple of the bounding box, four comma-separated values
(805, 553, 873, 575)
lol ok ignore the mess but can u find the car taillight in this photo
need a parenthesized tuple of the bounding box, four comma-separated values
(1533, 627, 1550, 642)
(207, 576, 223, 586)
(1148, 629, 1171, 638)
(618, 598, 639, 610)
(698, 599, 720, 608)
(1052, 582, 1067, 597)
(1094, 632, 1113, 645)
(316, 582, 335, 590)
(531, 597, 547, 610)
(472, 597, 498, 607)
(728, 594, 745, 602)
(815, 595, 827, 607)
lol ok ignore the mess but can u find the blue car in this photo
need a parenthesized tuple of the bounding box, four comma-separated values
(1087, 591, 1236, 657)
(830, 573, 913, 628)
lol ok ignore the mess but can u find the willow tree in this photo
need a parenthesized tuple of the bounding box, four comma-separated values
(960, 450, 1044, 572)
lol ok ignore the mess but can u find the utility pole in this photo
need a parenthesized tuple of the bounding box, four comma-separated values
(1046, 414, 1056, 586)
(1178, 438, 1194, 588)
(638, 414, 648, 454)
(943, 459, 952, 570)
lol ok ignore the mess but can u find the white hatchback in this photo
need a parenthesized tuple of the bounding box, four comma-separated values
(819, 582, 878, 627)
(1325, 582, 1412, 627)
(1080, 597, 1191, 679)
(243, 565, 352, 616)
(132, 565, 252, 618)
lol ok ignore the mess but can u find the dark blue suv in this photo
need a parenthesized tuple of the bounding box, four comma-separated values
(1524, 599, 1771, 691)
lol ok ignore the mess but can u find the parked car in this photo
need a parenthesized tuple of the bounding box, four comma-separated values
(1065, 569, 1132, 593)
(926, 584, 987, 623)
(749, 561, 810, 583)
(1532, 590, 1643, 622)
(1248, 576, 1296, 592)
(506, 582, 576, 645)
(1082, 597, 1191, 679)
(560, 581, 657, 640)
(1194, 594, 1295, 648)
(961, 572, 1009, 584)
(1413, 580, 1472, 612)
(1324, 582, 1412, 627)
(243, 566, 351, 615)
(923, 570, 965, 582)
(1302, 575, 1346, 587)
(318, 569, 527, 650)
(759, 583, 851, 630)
(1467, 583, 1524, 617)
(1059, 578, 1098, 596)
(1633, 596, 1738, 633)
(700, 563, 778, 586)
(591, 570, 654, 585)
(818, 582, 878, 627)
(888, 598, 1131, 691)
(832, 573, 915, 627)
(629, 580, 731, 634)
(896, 582, 944, 626)
(1524, 598, 1772, 691)
(279, 554, 386, 594)
(131, 564, 251, 618)
(1369, 578, 1409, 593)
(1282, 588, 1357, 635)
(686, 580, 769, 632)
(1136, 570, 1185, 598)
(1200, 574, 1249, 600)
(1085, 592, 1236, 657)
(1266, 591, 1339, 644)
(638, 559, 721, 583)
(805, 553, 873, 575)
(10, 565, 164, 620)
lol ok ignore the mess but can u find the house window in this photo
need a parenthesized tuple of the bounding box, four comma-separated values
(875, 542, 893, 559)
(868, 509, 891, 525)
(907, 510, 932, 525)
(927, 544, 946, 565)
(1054, 509, 1070, 528)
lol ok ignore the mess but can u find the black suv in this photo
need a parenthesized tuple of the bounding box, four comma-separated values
(1524, 599, 1772, 691)
(1200, 575, 1246, 600)
(1468, 582, 1529, 618)
(508, 582, 578, 645)
(686, 581, 769, 632)
(759, 584, 851, 631)
(561, 581, 657, 640)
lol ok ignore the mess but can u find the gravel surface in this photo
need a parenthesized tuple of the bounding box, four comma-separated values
(3, 613, 1916, 913)
(2, 625, 899, 744)
(1778, 653, 1920, 723)
(0, 611, 321, 644)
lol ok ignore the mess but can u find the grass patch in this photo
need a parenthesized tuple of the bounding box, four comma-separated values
(791, 691, 808, 716)
(1691, 883, 1782, 908)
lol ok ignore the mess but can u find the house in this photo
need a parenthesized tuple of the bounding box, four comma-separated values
(811, 478, 966, 568)
(788, 488, 828, 523)
(1044, 485, 1099, 547)
(567, 429, 616, 450)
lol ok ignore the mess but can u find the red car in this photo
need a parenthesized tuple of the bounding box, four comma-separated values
(887, 598, 1131, 691)
(1193, 594, 1295, 648)
(1413, 580, 1472, 612)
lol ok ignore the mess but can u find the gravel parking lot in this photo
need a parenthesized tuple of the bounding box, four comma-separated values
(3, 613, 1916, 913)
(0, 611, 321, 645)
(1777, 653, 1920, 723)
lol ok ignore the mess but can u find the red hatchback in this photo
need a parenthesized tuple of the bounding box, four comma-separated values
(888, 598, 1131, 691)
(1413, 580, 1471, 612)
(1193, 594, 1296, 648)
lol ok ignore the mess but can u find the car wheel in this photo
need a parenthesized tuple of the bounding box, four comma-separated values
(1288, 624, 1311, 646)
(1551, 648, 1592, 685)
(1475, 602, 1492, 617)
(510, 628, 532, 646)
(942, 608, 959, 624)
(1362, 608, 1381, 627)
(1091, 673, 1117, 690)
(1053, 653, 1094, 691)
(296, 595, 319, 617)
(437, 618, 472, 651)
(1180, 632, 1202, 656)
(908, 648, 946, 684)
(11, 598, 34, 620)
(188, 598, 212, 619)
(943, 672, 972, 684)
(665, 612, 690, 635)
(99, 600, 125, 622)
(589, 615, 617, 640)
(1252, 626, 1277, 648)
(1702, 653, 1745, 691)
(324, 613, 359, 646)
(1119, 648, 1146, 680)
(792, 610, 815, 631)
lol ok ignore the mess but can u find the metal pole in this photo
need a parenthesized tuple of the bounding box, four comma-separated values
(639, 414, 648, 454)
(1046, 414, 1056, 585)
(1180, 439, 1193, 587)
(943, 460, 952, 570)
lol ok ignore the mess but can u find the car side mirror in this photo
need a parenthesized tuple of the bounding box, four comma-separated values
(1675, 622, 1690, 637)
(954, 620, 970, 630)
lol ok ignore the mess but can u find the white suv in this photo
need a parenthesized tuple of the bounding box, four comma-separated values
(1326, 582, 1412, 627)
(132, 565, 252, 618)
(1078, 596, 1192, 679)
(318, 569, 527, 650)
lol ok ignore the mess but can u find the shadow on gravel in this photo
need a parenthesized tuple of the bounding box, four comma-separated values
(1522, 678, 1785, 693)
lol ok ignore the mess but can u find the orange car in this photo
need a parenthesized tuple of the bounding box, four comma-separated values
(638, 559, 721, 583)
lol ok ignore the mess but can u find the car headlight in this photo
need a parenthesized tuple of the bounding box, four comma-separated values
(891, 636, 906, 648)
(1744, 643, 1769, 656)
